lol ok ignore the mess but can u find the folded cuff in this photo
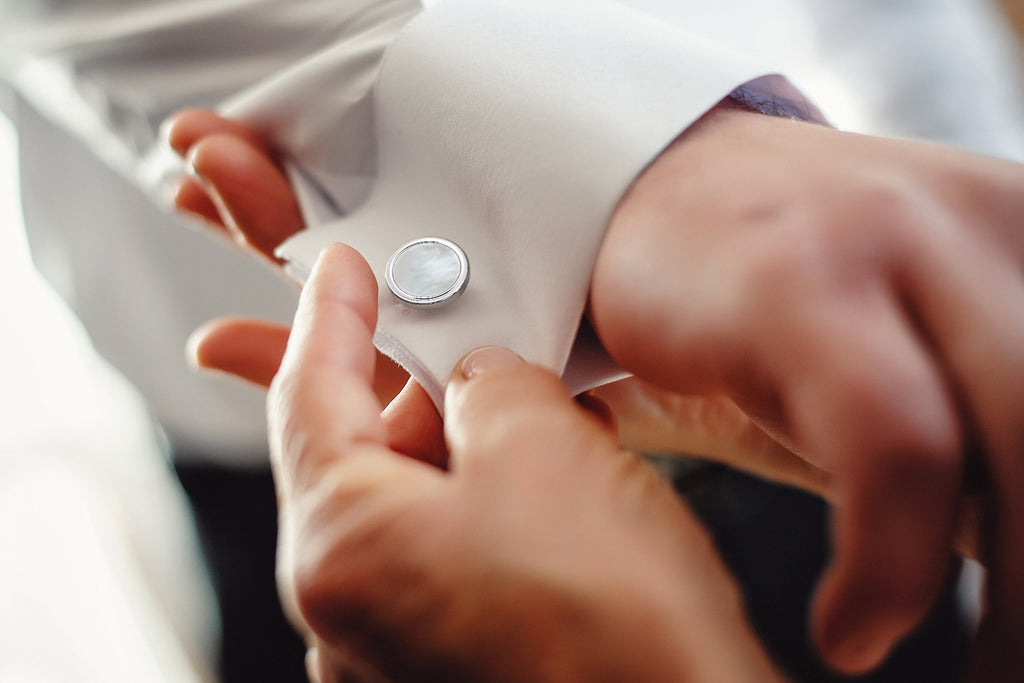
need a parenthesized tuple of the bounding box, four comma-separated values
(279, 0, 824, 408)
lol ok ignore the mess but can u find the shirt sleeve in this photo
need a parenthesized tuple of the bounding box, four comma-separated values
(276, 0, 826, 407)
(0, 0, 421, 455)
(3, 0, 825, 410)
(0, 0, 420, 192)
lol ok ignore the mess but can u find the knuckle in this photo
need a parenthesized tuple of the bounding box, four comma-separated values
(837, 177, 933, 253)
(863, 424, 962, 494)
(822, 359, 963, 483)
(885, 408, 962, 473)
(292, 546, 369, 637)
(728, 233, 835, 326)
(846, 385, 961, 473)
(290, 497, 412, 639)
(291, 551, 343, 633)
(887, 429, 961, 477)
(756, 178, 923, 286)
(742, 237, 821, 291)
(843, 177, 918, 226)
(841, 568, 937, 634)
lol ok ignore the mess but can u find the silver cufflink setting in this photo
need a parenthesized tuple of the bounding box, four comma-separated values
(385, 237, 469, 308)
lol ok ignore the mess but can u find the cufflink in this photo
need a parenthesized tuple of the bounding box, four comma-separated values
(385, 237, 470, 307)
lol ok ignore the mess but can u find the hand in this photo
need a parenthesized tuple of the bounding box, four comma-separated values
(166, 109, 826, 488)
(164, 108, 411, 406)
(591, 101, 1024, 676)
(190, 318, 982, 559)
(235, 241, 788, 682)
(592, 377, 830, 497)
(166, 105, 1004, 675)
(161, 124, 799, 674)
(163, 109, 301, 261)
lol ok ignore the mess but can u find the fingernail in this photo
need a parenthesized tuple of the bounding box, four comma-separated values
(157, 116, 176, 147)
(184, 327, 204, 370)
(156, 176, 186, 213)
(459, 346, 523, 380)
(184, 148, 203, 179)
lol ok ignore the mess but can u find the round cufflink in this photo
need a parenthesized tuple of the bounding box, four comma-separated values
(385, 237, 470, 308)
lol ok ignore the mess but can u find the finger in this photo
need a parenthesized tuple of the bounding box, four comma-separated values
(162, 108, 270, 157)
(773, 288, 962, 675)
(593, 380, 831, 498)
(188, 133, 304, 260)
(272, 244, 444, 664)
(383, 378, 448, 469)
(896, 226, 1024, 679)
(446, 350, 786, 682)
(309, 641, 388, 683)
(270, 242, 389, 492)
(188, 317, 290, 387)
(372, 354, 410, 407)
(172, 176, 228, 229)
(444, 346, 614, 473)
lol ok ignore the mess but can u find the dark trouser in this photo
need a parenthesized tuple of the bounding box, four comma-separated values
(674, 462, 971, 683)
(177, 459, 970, 683)
(174, 462, 307, 683)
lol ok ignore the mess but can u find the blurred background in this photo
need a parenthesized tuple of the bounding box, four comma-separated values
(0, 94, 220, 681)
(0, 1, 1022, 681)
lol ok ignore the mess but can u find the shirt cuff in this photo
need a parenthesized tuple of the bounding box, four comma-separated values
(278, 0, 826, 408)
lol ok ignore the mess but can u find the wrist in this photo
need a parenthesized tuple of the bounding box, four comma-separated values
(588, 102, 798, 388)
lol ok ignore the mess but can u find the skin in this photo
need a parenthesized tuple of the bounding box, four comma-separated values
(169, 107, 829, 490)
(256, 243, 788, 682)
(591, 103, 1024, 676)
(165, 103, 1022, 678)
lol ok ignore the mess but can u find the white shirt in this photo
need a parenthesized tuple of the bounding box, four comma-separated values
(270, 0, 825, 406)
(1, 0, 1021, 455)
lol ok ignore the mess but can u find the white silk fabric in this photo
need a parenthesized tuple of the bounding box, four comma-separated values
(276, 0, 822, 407)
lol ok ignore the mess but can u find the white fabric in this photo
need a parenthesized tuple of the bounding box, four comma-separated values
(0, 114, 217, 681)
(0, 0, 819, 425)
(2, 0, 1022, 443)
(277, 0, 823, 406)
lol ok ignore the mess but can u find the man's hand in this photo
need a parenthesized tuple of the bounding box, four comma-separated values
(166, 108, 412, 407)
(165, 104, 1020, 677)
(163, 109, 302, 261)
(166, 108, 823, 487)
(248, 243, 787, 682)
(591, 102, 1024, 676)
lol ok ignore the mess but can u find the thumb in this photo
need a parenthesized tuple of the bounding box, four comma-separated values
(443, 346, 614, 472)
